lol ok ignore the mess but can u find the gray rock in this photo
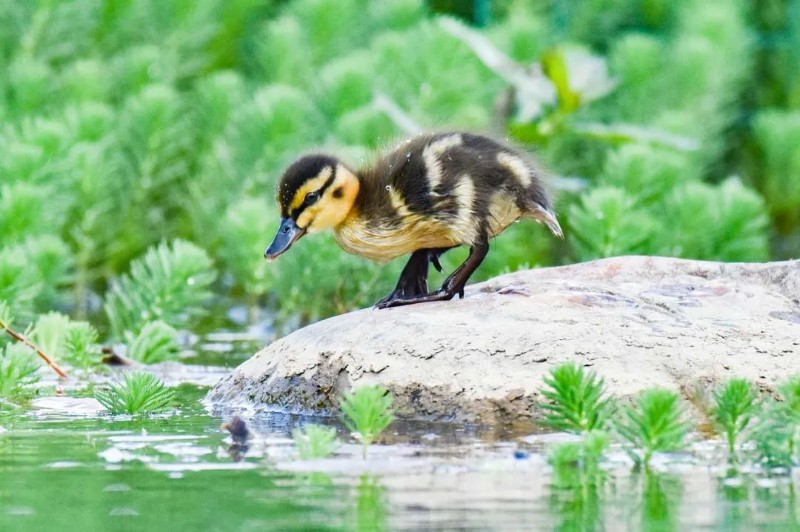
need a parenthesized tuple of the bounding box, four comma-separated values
(207, 256, 800, 423)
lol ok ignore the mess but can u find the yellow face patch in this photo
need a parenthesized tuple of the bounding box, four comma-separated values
(289, 166, 333, 213)
(295, 164, 360, 233)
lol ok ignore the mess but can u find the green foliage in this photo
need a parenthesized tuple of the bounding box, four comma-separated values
(541, 363, 613, 433)
(617, 389, 690, 468)
(104, 240, 216, 338)
(0, 246, 42, 319)
(33, 312, 71, 358)
(752, 375, 800, 466)
(710, 378, 759, 457)
(340, 384, 395, 458)
(655, 179, 769, 261)
(548, 430, 610, 468)
(0, 342, 40, 404)
(127, 320, 180, 364)
(599, 144, 697, 205)
(292, 424, 340, 460)
(753, 110, 800, 223)
(94, 371, 175, 415)
(62, 321, 101, 370)
(217, 196, 275, 299)
(568, 179, 770, 262)
(0, 0, 795, 329)
(568, 186, 658, 260)
(750, 412, 794, 468)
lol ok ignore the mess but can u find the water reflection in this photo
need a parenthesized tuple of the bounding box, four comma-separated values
(640, 472, 682, 532)
(718, 469, 800, 529)
(548, 461, 605, 531)
(356, 475, 388, 532)
(5, 407, 800, 530)
(222, 415, 250, 462)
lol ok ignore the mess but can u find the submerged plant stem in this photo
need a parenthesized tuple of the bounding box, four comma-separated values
(0, 317, 68, 379)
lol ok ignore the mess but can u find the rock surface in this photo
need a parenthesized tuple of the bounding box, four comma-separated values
(208, 256, 800, 424)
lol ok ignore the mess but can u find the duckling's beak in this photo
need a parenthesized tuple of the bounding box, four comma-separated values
(264, 217, 306, 261)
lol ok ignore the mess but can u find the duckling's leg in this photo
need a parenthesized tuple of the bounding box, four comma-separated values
(377, 237, 489, 308)
(374, 250, 431, 308)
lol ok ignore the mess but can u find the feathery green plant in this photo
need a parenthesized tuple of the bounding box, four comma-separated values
(32, 312, 71, 358)
(94, 371, 175, 415)
(62, 321, 101, 370)
(0, 244, 43, 320)
(750, 411, 794, 468)
(617, 389, 690, 468)
(0, 301, 67, 379)
(104, 240, 216, 338)
(753, 374, 800, 465)
(753, 110, 800, 225)
(548, 430, 610, 469)
(340, 384, 395, 459)
(541, 363, 613, 433)
(0, 342, 40, 405)
(568, 187, 658, 260)
(292, 424, 340, 460)
(127, 320, 180, 364)
(710, 378, 759, 458)
(217, 196, 275, 300)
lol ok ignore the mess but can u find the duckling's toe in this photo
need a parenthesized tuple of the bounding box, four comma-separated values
(374, 278, 428, 309)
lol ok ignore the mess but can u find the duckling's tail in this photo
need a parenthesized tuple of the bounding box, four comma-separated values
(528, 205, 564, 239)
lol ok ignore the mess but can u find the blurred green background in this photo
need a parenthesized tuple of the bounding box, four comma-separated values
(1, 0, 798, 335)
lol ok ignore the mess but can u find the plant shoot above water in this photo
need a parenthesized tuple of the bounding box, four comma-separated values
(340, 385, 395, 459)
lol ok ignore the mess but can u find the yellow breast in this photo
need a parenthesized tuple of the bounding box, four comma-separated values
(333, 214, 461, 262)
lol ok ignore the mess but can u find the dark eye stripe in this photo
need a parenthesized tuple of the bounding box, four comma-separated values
(290, 169, 337, 220)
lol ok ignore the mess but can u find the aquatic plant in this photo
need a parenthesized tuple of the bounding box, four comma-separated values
(709, 378, 759, 458)
(62, 321, 102, 370)
(541, 363, 613, 433)
(547, 430, 609, 469)
(28, 312, 101, 371)
(547, 431, 608, 531)
(617, 389, 690, 468)
(0, 303, 67, 379)
(104, 240, 216, 338)
(94, 371, 175, 415)
(340, 385, 395, 459)
(751, 375, 800, 467)
(127, 321, 180, 364)
(356, 475, 388, 531)
(750, 414, 794, 468)
(292, 424, 340, 460)
(32, 312, 71, 359)
(0, 343, 40, 405)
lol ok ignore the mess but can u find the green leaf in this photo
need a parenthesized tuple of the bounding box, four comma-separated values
(293, 424, 340, 460)
(616, 388, 690, 468)
(94, 371, 174, 415)
(340, 385, 395, 458)
(0, 342, 40, 403)
(104, 239, 216, 338)
(710, 378, 759, 457)
(127, 320, 180, 364)
(568, 186, 660, 260)
(540, 363, 613, 433)
(62, 321, 101, 370)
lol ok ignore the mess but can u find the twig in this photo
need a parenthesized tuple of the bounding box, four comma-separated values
(0, 317, 68, 380)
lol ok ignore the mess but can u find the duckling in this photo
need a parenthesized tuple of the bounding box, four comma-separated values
(264, 132, 563, 308)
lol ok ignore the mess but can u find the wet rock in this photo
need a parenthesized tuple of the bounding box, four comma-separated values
(208, 256, 800, 424)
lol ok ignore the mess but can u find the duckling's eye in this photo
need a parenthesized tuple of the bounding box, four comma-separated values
(304, 191, 319, 205)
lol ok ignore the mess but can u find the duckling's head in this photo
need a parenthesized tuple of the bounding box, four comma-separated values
(265, 155, 360, 260)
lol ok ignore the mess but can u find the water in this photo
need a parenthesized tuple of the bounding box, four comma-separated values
(2, 331, 800, 530)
